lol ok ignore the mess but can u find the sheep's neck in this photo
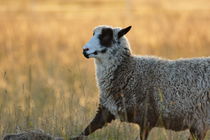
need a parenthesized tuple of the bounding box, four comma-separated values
(95, 56, 132, 111)
(95, 55, 129, 82)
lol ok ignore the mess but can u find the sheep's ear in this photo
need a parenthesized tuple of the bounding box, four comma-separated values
(118, 26, 132, 39)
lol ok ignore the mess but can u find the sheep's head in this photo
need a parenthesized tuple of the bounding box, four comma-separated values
(83, 25, 132, 60)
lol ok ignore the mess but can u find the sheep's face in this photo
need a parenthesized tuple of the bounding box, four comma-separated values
(83, 25, 131, 60)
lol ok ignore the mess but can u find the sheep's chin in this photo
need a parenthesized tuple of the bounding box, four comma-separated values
(88, 54, 97, 58)
(85, 53, 99, 59)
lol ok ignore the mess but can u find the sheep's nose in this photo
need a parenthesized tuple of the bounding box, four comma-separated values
(83, 48, 90, 58)
(83, 48, 89, 52)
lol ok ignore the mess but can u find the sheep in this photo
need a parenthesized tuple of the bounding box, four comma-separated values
(3, 129, 64, 140)
(71, 25, 210, 140)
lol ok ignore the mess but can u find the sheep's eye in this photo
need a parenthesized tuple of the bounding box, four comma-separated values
(93, 32, 95, 36)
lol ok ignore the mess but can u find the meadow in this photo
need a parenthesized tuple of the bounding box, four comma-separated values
(0, 0, 210, 139)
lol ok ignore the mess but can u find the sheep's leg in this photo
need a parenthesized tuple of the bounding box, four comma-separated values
(70, 104, 115, 140)
(189, 126, 207, 140)
(139, 127, 151, 140)
(81, 104, 115, 135)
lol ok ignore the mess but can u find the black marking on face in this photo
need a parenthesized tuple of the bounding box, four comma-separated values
(98, 28, 113, 47)
(93, 51, 98, 55)
(93, 31, 95, 36)
(100, 48, 107, 53)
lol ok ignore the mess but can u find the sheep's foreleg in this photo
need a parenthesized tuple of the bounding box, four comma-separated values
(81, 104, 115, 135)
(139, 126, 151, 140)
(70, 104, 115, 140)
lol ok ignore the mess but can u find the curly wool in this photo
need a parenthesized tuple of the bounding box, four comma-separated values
(95, 26, 210, 132)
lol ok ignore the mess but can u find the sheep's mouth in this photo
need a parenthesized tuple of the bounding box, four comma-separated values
(83, 49, 107, 59)
(83, 51, 98, 59)
(83, 51, 90, 58)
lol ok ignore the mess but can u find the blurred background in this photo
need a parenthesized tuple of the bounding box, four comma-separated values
(0, 0, 209, 139)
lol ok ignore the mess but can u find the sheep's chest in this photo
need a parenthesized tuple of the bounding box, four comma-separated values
(99, 91, 121, 116)
(100, 95, 132, 121)
(96, 64, 120, 116)
(96, 61, 137, 121)
(100, 90, 140, 122)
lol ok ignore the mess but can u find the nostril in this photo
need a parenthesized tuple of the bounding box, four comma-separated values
(84, 48, 89, 51)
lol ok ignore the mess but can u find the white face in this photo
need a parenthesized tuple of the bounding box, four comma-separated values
(83, 31, 105, 58)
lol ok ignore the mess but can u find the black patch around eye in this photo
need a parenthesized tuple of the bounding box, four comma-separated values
(98, 28, 113, 47)
(93, 31, 95, 36)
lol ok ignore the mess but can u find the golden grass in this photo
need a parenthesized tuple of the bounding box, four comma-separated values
(0, 0, 209, 139)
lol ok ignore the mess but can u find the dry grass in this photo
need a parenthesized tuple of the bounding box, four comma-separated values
(0, 0, 210, 139)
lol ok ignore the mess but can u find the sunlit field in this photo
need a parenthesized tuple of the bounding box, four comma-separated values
(0, 0, 210, 139)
